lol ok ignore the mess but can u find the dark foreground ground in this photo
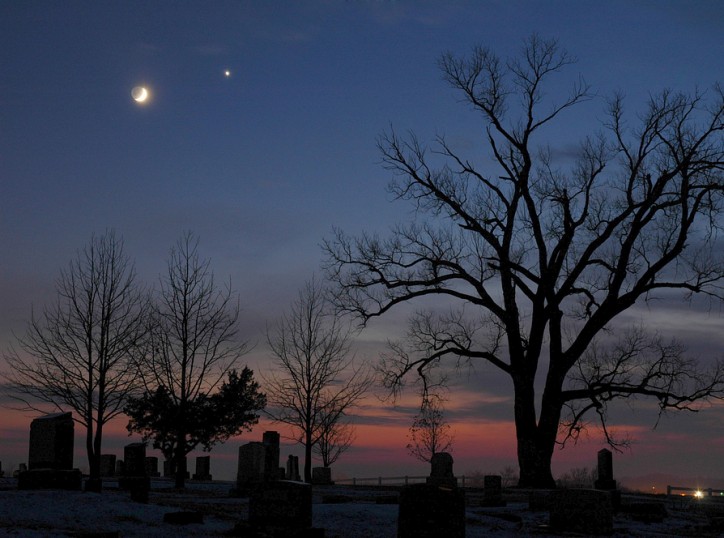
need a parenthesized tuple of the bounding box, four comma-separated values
(0, 477, 722, 537)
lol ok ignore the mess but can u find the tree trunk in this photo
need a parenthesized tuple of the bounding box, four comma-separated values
(91, 420, 103, 480)
(513, 374, 558, 488)
(174, 433, 187, 489)
(304, 431, 312, 483)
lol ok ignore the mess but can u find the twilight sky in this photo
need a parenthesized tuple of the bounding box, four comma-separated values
(1, 1, 723, 489)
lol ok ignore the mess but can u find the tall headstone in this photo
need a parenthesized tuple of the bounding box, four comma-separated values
(236, 442, 266, 489)
(262, 431, 280, 482)
(398, 484, 465, 538)
(193, 456, 212, 481)
(28, 412, 74, 470)
(100, 454, 116, 477)
(426, 452, 457, 487)
(594, 448, 617, 490)
(285, 455, 301, 481)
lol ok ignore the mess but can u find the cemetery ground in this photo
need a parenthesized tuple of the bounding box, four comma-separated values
(1, 477, 723, 537)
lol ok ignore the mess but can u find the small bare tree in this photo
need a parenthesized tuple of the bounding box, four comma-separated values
(132, 232, 249, 489)
(264, 278, 372, 482)
(314, 399, 356, 468)
(406, 395, 454, 462)
(3, 231, 147, 489)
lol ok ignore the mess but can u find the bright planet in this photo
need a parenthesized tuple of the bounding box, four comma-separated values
(131, 86, 149, 103)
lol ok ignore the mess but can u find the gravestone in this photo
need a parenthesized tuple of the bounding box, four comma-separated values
(398, 484, 465, 538)
(236, 442, 266, 490)
(100, 454, 116, 477)
(595, 448, 617, 490)
(115, 460, 125, 477)
(123, 443, 146, 477)
(249, 480, 313, 532)
(594, 448, 620, 509)
(193, 456, 212, 481)
(19, 412, 81, 490)
(262, 431, 280, 482)
(312, 466, 333, 485)
(145, 456, 160, 477)
(163, 459, 174, 478)
(481, 475, 506, 507)
(426, 452, 457, 487)
(549, 489, 613, 535)
(286, 455, 301, 481)
(120, 443, 149, 502)
(28, 412, 74, 470)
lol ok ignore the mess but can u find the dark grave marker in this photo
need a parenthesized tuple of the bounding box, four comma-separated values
(312, 466, 333, 485)
(28, 412, 74, 470)
(262, 431, 280, 482)
(100, 454, 116, 477)
(482, 474, 506, 507)
(425, 452, 457, 487)
(398, 483, 465, 538)
(193, 456, 212, 480)
(249, 480, 313, 531)
(549, 488, 613, 535)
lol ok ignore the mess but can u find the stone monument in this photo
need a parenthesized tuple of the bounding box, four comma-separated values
(249, 481, 313, 533)
(100, 454, 116, 477)
(426, 452, 457, 487)
(594, 448, 617, 490)
(18, 412, 81, 490)
(481, 474, 506, 507)
(236, 442, 266, 490)
(193, 456, 212, 481)
(312, 466, 333, 485)
(262, 431, 280, 482)
(398, 483, 465, 538)
(549, 489, 613, 535)
(28, 412, 74, 470)
(120, 442, 149, 502)
(285, 455, 301, 481)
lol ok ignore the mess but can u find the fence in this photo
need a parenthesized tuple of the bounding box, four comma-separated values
(667, 485, 724, 498)
(334, 475, 477, 487)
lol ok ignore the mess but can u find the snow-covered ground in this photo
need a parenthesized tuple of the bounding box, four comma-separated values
(0, 477, 721, 537)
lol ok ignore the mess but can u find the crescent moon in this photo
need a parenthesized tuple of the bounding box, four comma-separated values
(131, 86, 149, 103)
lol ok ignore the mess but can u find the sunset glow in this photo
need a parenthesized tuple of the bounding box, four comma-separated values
(2, 1, 724, 493)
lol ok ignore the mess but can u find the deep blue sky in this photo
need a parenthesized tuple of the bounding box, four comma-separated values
(2, 1, 723, 485)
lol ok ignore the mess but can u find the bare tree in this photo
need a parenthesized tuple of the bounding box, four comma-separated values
(406, 395, 454, 462)
(3, 231, 147, 489)
(133, 232, 249, 488)
(264, 278, 372, 482)
(314, 399, 356, 468)
(324, 35, 724, 487)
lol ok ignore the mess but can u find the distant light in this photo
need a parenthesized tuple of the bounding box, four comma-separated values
(224, 70, 231, 78)
(695, 490, 704, 499)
